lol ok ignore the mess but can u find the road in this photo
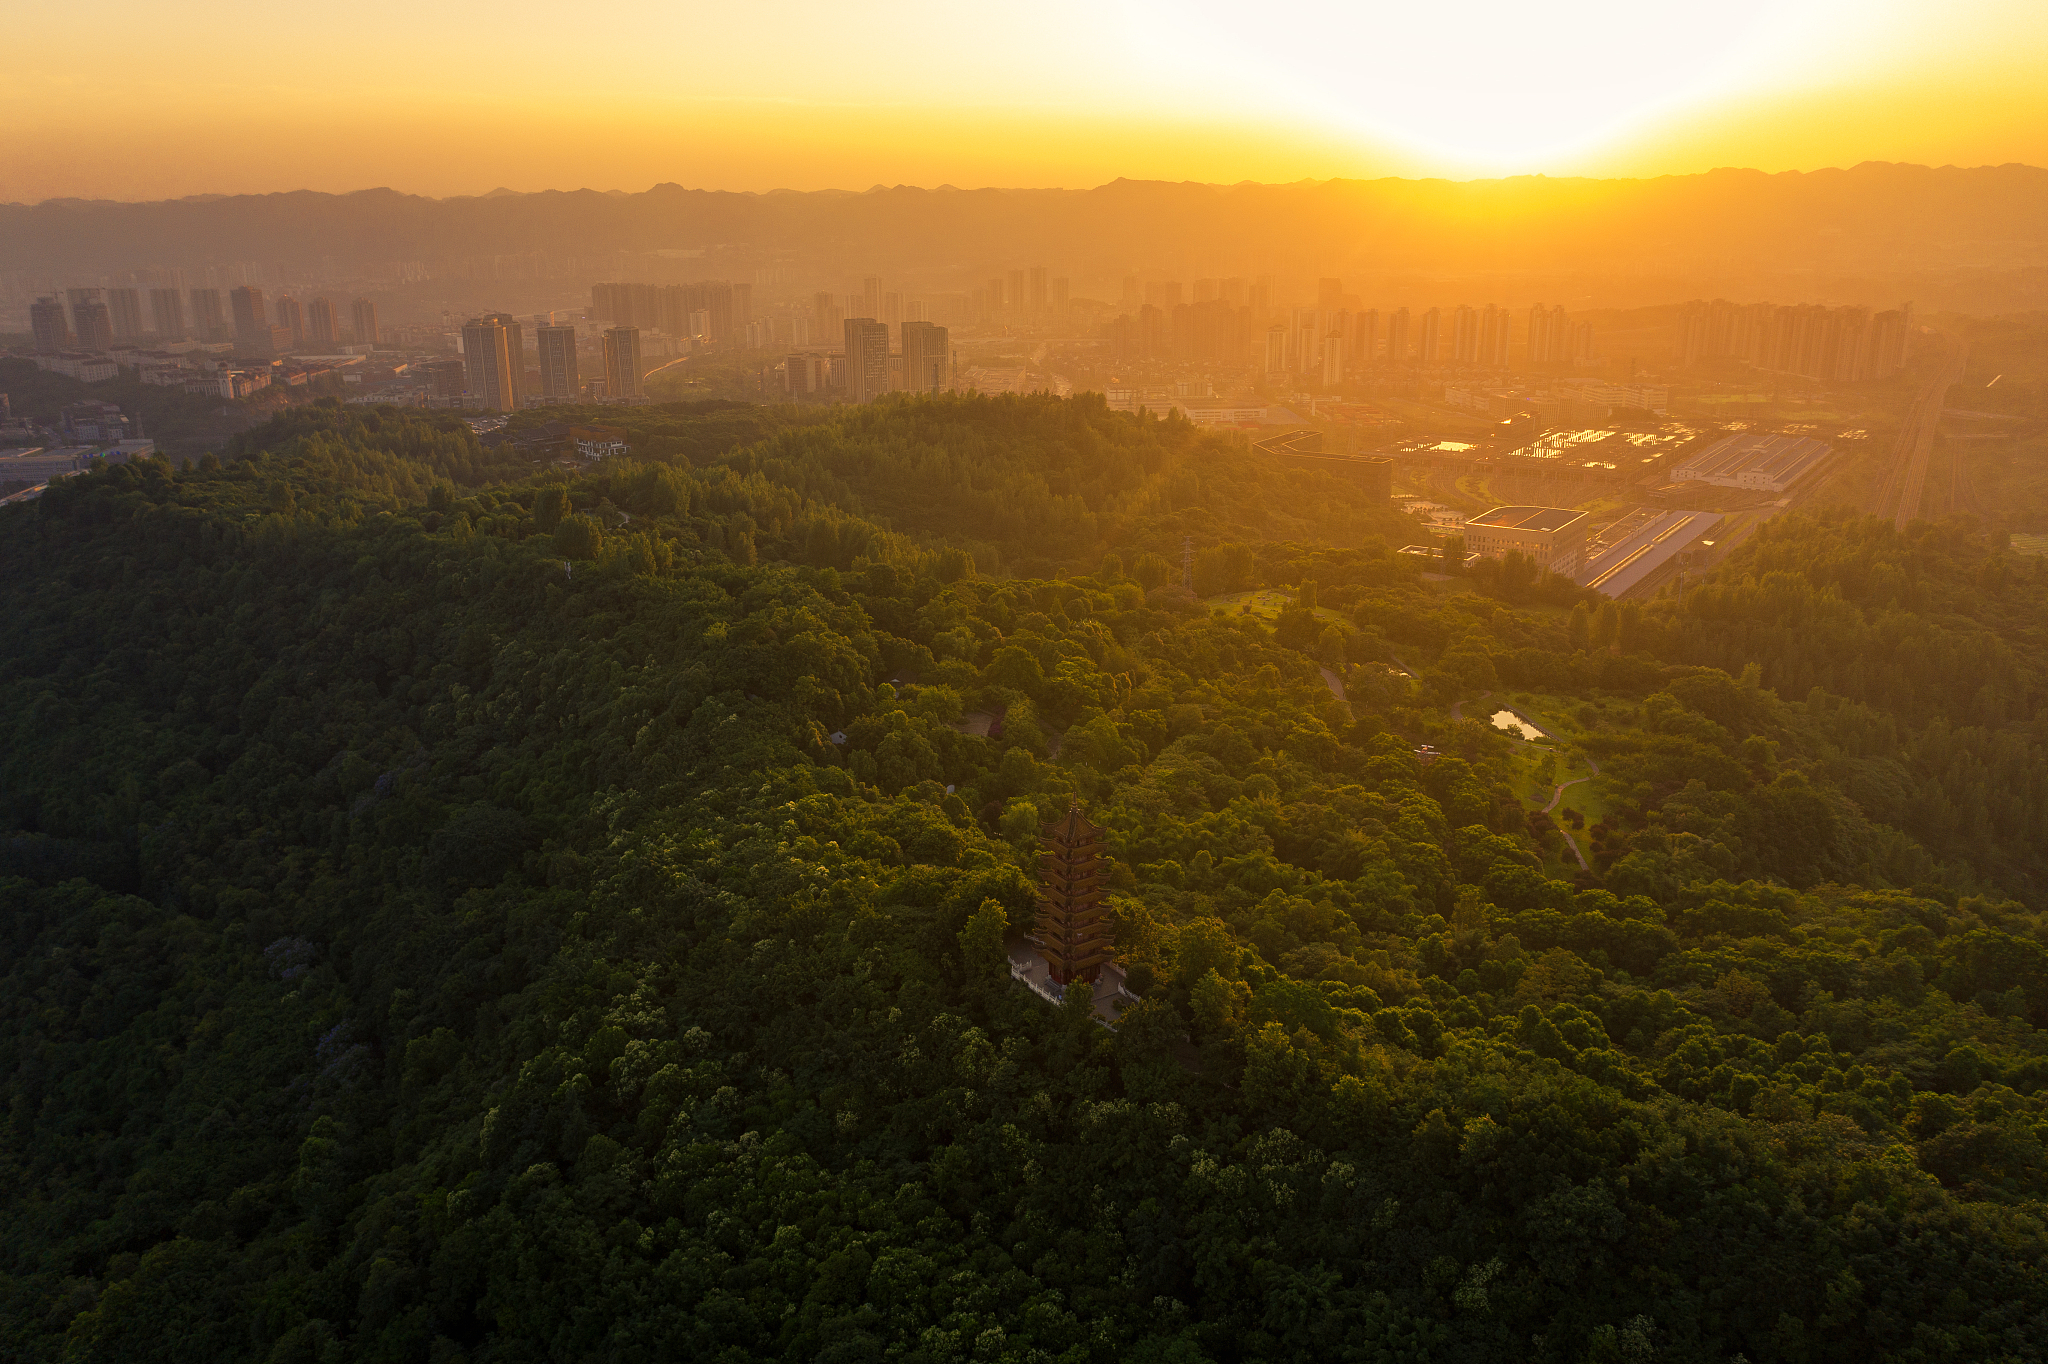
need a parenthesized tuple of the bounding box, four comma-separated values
(1871, 334, 1969, 530)
(1447, 691, 1490, 722)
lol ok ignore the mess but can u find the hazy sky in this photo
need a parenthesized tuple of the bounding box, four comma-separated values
(6, 0, 2045, 202)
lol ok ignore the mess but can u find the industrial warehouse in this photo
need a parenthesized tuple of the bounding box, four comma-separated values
(1576, 507, 1722, 597)
(1670, 431, 1834, 491)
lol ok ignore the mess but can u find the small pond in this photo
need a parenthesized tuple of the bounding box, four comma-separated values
(1490, 709, 1547, 740)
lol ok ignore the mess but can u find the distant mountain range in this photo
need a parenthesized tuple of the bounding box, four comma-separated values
(7, 164, 2047, 306)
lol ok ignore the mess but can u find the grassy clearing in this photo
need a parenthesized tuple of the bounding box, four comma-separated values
(1204, 589, 1347, 623)
(1497, 691, 1627, 829)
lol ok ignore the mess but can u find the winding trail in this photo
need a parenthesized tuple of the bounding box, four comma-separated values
(1447, 690, 1491, 722)
(1449, 691, 1598, 872)
(1542, 754, 1601, 872)
(1542, 754, 1600, 814)
(1317, 666, 1354, 720)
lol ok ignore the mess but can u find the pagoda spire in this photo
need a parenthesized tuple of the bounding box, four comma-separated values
(1035, 803, 1114, 985)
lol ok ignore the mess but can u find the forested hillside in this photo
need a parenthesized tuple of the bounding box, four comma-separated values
(1, 398, 2045, 1364)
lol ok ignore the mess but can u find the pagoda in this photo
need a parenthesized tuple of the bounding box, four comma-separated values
(1035, 804, 1114, 985)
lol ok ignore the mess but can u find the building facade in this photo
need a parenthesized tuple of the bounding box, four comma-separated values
(601, 326, 642, 399)
(461, 315, 521, 411)
(537, 325, 579, 400)
(106, 288, 145, 341)
(149, 288, 186, 340)
(1462, 505, 1591, 576)
(306, 297, 337, 347)
(351, 298, 379, 347)
(230, 287, 270, 353)
(30, 297, 69, 351)
(191, 289, 227, 341)
(901, 321, 950, 395)
(843, 318, 890, 403)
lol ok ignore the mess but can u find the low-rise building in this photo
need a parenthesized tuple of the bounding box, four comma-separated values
(1672, 431, 1832, 490)
(1462, 505, 1591, 576)
(31, 353, 119, 383)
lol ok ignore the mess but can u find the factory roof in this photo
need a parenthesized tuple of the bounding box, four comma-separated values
(1678, 432, 1832, 482)
(1467, 506, 1585, 532)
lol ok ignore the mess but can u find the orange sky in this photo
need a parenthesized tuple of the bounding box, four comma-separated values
(5, 0, 2045, 201)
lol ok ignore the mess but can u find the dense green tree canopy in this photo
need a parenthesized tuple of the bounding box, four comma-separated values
(1, 397, 2044, 1363)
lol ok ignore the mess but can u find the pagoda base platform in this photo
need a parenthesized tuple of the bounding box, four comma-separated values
(1007, 937, 1138, 1027)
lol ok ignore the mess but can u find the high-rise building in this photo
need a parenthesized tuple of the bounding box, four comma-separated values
(230, 286, 270, 353)
(882, 291, 902, 325)
(73, 299, 115, 351)
(1121, 275, 1141, 310)
(1415, 308, 1441, 365)
(985, 278, 1005, 316)
(1678, 297, 1903, 381)
(902, 320, 950, 395)
(1222, 277, 1246, 306)
(1193, 278, 1218, 304)
(30, 297, 69, 351)
(1321, 335, 1347, 387)
(1480, 304, 1511, 367)
(1386, 308, 1411, 366)
(351, 297, 379, 347)
(1526, 304, 1569, 364)
(537, 325, 579, 399)
(1571, 320, 1595, 366)
(601, 326, 642, 398)
(843, 318, 890, 402)
(1289, 307, 1322, 374)
(862, 276, 882, 322)
(1051, 277, 1069, 308)
(1318, 278, 1343, 309)
(66, 288, 102, 332)
(732, 282, 752, 327)
(1353, 309, 1380, 366)
(1264, 325, 1288, 375)
(149, 288, 187, 340)
(191, 289, 227, 341)
(1028, 266, 1048, 313)
(485, 312, 525, 404)
(275, 295, 304, 346)
(306, 297, 337, 347)
(1144, 280, 1184, 310)
(813, 290, 843, 338)
(1136, 305, 1168, 361)
(1451, 305, 1480, 363)
(461, 315, 521, 410)
(107, 288, 145, 341)
(1007, 270, 1026, 315)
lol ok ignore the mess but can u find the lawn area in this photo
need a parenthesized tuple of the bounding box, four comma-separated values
(1494, 691, 1627, 830)
(1204, 589, 1347, 623)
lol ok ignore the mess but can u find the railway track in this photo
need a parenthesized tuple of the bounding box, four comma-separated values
(1873, 335, 1968, 529)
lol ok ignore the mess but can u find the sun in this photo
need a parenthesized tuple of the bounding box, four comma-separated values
(1120, 0, 1850, 171)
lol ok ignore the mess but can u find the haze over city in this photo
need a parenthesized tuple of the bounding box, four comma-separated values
(4, 4, 2048, 1364)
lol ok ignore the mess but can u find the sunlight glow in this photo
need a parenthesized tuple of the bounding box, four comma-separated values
(1123, 0, 1850, 168)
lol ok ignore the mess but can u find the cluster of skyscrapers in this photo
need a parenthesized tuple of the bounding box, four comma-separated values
(1677, 298, 1913, 382)
(30, 286, 378, 356)
(458, 314, 644, 410)
(1107, 287, 1590, 380)
(590, 281, 750, 343)
(787, 315, 951, 401)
